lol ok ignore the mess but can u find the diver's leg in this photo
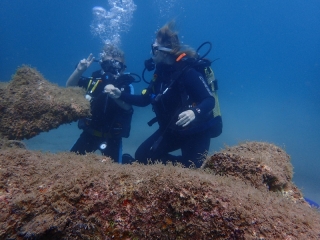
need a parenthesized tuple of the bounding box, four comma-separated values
(135, 130, 162, 164)
(102, 137, 122, 163)
(135, 129, 181, 164)
(70, 131, 98, 155)
(180, 131, 211, 168)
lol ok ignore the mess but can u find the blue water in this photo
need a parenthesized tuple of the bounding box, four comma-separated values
(1, 0, 319, 204)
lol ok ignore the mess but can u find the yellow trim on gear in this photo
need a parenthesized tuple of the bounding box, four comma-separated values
(205, 67, 221, 117)
(90, 80, 101, 93)
(86, 77, 93, 91)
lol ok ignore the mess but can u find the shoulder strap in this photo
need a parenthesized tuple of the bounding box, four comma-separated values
(176, 67, 192, 108)
(158, 56, 192, 96)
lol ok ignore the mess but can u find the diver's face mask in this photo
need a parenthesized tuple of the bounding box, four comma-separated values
(151, 44, 173, 56)
(100, 59, 126, 76)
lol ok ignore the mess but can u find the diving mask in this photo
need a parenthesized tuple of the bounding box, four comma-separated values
(151, 44, 173, 55)
(100, 59, 126, 75)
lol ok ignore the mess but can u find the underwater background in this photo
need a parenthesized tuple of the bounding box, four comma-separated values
(1, 0, 319, 204)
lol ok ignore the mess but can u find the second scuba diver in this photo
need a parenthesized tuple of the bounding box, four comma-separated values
(66, 43, 134, 163)
(105, 22, 217, 168)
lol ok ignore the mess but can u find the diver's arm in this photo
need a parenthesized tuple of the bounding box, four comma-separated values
(66, 68, 83, 87)
(105, 84, 150, 107)
(119, 92, 150, 107)
(104, 84, 133, 111)
(176, 71, 215, 127)
(183, 69, 215, 119)
(66, 54, 95, 87)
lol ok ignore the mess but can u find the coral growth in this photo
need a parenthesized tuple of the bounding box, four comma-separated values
(0, 66, 90, 140)
(0, 142, 319, 239)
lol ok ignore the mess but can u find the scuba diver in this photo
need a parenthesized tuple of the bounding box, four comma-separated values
(105, 21, 222, 168)
(66, 43, 136, 164)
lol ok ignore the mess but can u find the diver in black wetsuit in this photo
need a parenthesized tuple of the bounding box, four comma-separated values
(105, 22, 217, 168)
(66, 44, 134, 163)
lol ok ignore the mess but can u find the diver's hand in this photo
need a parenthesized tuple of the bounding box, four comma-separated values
(176, 110, 195, 127)
(104, 84, 121, 99)
(77, 53, 95, 72)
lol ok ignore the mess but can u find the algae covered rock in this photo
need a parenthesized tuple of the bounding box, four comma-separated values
(0, 145, 319, 239)
(0, 66, 90, 140)
(202, 142, 306, 203)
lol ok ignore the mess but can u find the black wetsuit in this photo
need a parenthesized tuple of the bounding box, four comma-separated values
(119, 63, 215, 167)
(70, 70, 134, 163)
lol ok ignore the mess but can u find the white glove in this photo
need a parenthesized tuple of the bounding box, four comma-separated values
(176, 110, 195, 127)
(104, 84, 121, 99)
(77, 53, 95, 72)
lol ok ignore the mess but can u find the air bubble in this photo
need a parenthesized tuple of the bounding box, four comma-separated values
(90, 0, 137, 46)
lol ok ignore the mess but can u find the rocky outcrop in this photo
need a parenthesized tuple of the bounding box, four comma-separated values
(0, 142, 319, 239)
(202, 142, 305, 204)
(0, 66, 90, 140)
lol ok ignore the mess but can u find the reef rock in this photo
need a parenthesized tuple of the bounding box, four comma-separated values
(0, 142, 319, 239)
(202, 142, 305, 204)
(0, 66, 90, 140)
